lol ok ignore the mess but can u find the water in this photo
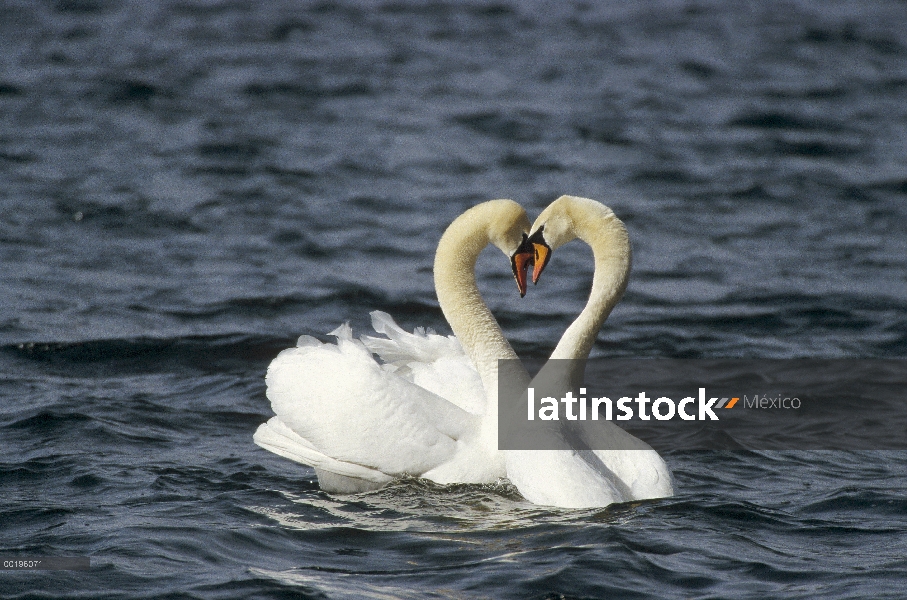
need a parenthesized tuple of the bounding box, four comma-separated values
(2, 0, 907, 597)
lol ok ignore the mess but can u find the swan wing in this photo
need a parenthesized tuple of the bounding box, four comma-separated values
(265, 326, 478, 478)
(360, 311, 487, 414)
(590, 448, 675, 500)
(362, 310, 463, 364)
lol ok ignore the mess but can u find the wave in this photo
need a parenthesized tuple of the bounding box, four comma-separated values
(1, 334, 289, 376)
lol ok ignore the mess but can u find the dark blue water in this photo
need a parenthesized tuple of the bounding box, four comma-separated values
(2, 1, 907, 597)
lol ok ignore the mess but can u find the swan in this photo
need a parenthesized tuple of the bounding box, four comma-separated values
(253, 200, 533, 493)
(503, 195, 675, 508)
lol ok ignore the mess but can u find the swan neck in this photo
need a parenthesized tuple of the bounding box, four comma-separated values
(550, 213, 630, 361)
(434, 215, 518, 395)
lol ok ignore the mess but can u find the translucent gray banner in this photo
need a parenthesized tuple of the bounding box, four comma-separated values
(497, 359, 907, 450)
(0, 557, 90, 570)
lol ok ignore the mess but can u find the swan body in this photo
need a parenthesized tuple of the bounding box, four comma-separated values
(504, 196, 675, 508)
(254, 200, 531, 492)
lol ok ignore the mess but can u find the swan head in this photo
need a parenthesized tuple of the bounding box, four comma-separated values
(527, 195, 623, 284)
(526, 196, 576, 284)
(483, 200, 533, 297)
(439, 199, 533, 297)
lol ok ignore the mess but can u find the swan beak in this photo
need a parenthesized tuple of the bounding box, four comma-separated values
(531, 243, 550, 284)
(526, 228, 551, 284)
(512, 251, 532, 297)
(511, 233, 533, 297)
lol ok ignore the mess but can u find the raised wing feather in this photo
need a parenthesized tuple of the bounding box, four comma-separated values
(361, 311, 487, 415)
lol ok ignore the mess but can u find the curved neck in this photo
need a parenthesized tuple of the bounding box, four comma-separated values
(434, 211, 518, 396)
(550, 211, 630, 361)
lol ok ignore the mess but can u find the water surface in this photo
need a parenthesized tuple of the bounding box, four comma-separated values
(2, 1, 907, 597)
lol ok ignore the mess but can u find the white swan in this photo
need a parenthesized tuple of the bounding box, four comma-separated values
(504, 195, 675, 508)
(253, 200, 533, 493)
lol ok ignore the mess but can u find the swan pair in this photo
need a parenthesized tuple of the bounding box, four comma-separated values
(254, 196, 674, 508)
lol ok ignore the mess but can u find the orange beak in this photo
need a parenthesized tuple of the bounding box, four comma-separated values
(531, 243, 551, 284)
(512, 250, 532, 297)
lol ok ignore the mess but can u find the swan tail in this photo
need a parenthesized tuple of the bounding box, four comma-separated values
(313, 468, 388, 494)
(254, 417, 394, 486)
(591, 449, 675, 500)
(505, 449, 626, 508)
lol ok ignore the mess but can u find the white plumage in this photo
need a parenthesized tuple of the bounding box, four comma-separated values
(255, 200, 531, 493)
(254, 197, 675, 508)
